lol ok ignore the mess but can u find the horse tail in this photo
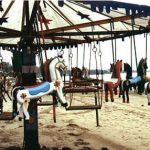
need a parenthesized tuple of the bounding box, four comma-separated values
(114, 78, 121, 88)
(145, 82, 150, 93)
(104, 83, 107, 91)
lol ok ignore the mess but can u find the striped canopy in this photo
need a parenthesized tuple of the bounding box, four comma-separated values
(0, 0, 150, 51)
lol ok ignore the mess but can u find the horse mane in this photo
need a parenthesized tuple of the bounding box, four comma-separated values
(14, 72, 22, 86)
(71, 67, 82, 81)
(82, 67, 90, 79)
(110, 63, 114, 72)
(137, 58, 148, 77)
(44, 58, 54, 82)
(124, 63, 132, 79)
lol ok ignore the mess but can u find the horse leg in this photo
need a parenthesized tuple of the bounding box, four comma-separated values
(104, 83, 109, 102)
(119, 81, 122, 98)
(126, 86, 130, 103)
(133, 83, 137, 92)
(141, 80, 145, 94)
(122, 90, 125, 103)
(137, 81, 143, 95)
(114, 87, 117, 95)
(147, 93, 150, 105)
(110, 89, 114, 102)
(0, 98, 3, 114)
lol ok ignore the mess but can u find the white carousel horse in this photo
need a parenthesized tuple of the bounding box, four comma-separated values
(12, 56, 68, 120)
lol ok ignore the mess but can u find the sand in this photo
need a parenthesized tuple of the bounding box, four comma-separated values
(0, 90, 150, 150)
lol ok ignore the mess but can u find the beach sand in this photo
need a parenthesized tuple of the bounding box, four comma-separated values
(0, 90, 150, 150)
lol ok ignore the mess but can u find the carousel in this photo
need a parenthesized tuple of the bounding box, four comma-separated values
(0, 0, 150, 149)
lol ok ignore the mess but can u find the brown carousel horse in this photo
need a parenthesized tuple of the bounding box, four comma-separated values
(70, 66, 102, 87)
(70, 67, 93, 87)
(104, 60, 122, 102)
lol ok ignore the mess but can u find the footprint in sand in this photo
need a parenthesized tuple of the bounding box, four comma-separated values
(79, 147, 92, 150)
(74, 138, 90, 147)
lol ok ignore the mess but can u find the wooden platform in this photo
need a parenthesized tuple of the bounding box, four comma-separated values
(66, 105, 101, 110)
(63, 82, 103, 126)
(64, 86, 99, 93)
(37, 101, 53, 106)
(0, 112, 14, 120)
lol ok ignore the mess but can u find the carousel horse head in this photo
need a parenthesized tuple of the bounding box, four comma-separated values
(111, 60, 122, 78)
(44, 56, 67, 82)
(137, 58, 148, 77)
(49, 56, 67, 81)
(135, 58, 147, 95)
(82, 67, 90, 79)
(124, 63, 132, 79)
(71, 67, 83, 81)
(48, 56, 67, 106)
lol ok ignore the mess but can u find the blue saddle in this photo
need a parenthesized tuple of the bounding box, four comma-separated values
(27, 82, 50, 95)
(129, 76, 141, 84)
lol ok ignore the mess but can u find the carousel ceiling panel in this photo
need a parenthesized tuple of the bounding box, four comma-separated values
(0, 0, 150, 49)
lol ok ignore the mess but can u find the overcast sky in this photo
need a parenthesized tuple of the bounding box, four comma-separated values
(1, 33, 149, 71)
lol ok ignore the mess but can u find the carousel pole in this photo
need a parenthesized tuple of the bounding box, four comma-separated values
(0, 48, 3, 71)
(0, 49, 3, 114)
(21, 1, 40, 149)
(22, 46, 39, 150)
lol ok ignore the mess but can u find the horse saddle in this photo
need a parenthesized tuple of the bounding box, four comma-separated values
(129, 76, 141, 84)
(26, 82, 50, 95)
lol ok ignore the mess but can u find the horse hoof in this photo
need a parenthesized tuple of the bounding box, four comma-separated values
(123, 101, 125, 103)
(19, 117, 22, 121)
(62, 102, 68, 107)
(148, 102, 150, 105)
(105, 100, 108, 102)
(111, 99, 114, 102)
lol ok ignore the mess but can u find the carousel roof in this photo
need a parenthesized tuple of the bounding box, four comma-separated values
(0, 0, 150, 51)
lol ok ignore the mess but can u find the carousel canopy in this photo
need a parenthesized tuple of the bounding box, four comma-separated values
(0, 0, 150, 51)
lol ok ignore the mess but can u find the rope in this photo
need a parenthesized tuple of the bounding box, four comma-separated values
(92, 42, 102, 108)
(92, 42, 99, 79)
(133, 35, 138, 69)
(82, 43, 86, 68)
(110, 22, 115, 64)
(68, 46, 74, 106)
(114, 39, 117, 62)
(98, 42, 103, 80)
(98, 41, 103, 108)
(68, 46, 73, 81)
(76, 45, 79, 67)
(88, 43, 92, 74)
(145, 33, 148, 59)
(34, 16, 45, 81)
(38, 11, 47, 60)
(131, 18, 138, 69)
(130, 36, 133, 69)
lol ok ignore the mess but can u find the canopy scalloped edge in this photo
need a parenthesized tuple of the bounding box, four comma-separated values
(58, 0, 150, 17)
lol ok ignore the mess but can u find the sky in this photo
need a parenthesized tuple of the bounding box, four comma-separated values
(116, 0, 150, 6)
(1, 33, 150, 71)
